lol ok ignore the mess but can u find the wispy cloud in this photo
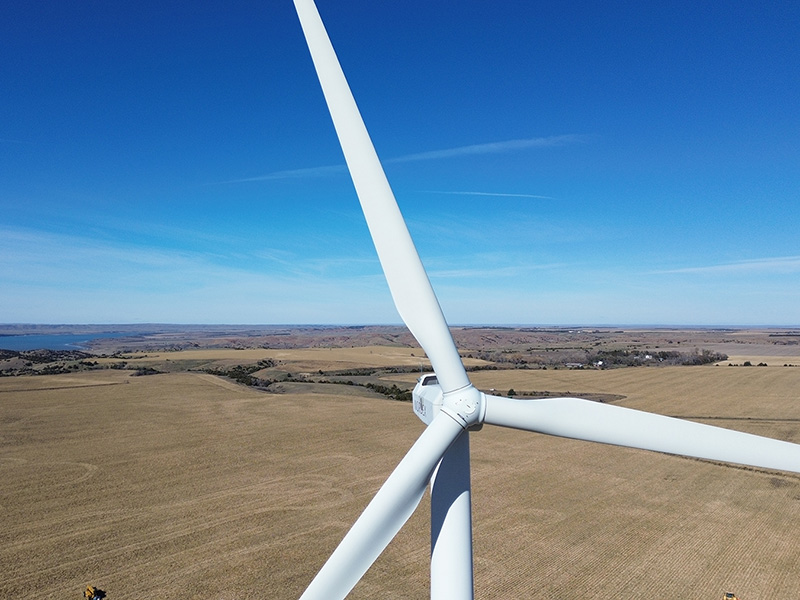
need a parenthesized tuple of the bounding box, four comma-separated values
(0, 226, 223, 288)
(0, 137, 34, 145)
(656, 256, 800, 275)
(221, 134, 587, 184)
(388, 134, 587, 163)
(0, 225, 377, 288)
(429, 262, 565, 280)
(423, 190, 554, 200)
(215, 164, 348, 184)
(0, 226, 396, 323)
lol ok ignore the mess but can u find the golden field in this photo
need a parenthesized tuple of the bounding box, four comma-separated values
(94, 346, 440, 372)
(1, 346, 799, 599)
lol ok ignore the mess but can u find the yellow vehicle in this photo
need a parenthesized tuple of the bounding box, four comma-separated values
(723, 594, 739, 600)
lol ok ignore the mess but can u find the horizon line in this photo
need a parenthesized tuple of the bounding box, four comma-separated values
(1, 323, 798, 330)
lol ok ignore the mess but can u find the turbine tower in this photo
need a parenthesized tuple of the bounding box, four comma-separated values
(292, 1, 800, 598)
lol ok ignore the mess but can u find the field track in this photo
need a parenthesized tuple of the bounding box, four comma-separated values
(1, 357, 799, 599)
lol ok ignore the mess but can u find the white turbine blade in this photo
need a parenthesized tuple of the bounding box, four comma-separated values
(430, 431, 474, 600)
(483, 395, 800, 473)
(293, 0, 469, 393)
(299, 414, 464, 600)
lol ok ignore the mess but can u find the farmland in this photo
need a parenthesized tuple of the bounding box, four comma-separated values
(1, 331, 800, 599)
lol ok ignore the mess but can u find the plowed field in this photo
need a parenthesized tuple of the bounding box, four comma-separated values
(2, 357, 799, 599)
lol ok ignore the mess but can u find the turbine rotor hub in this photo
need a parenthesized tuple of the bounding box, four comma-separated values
(442, 384, 485, 429)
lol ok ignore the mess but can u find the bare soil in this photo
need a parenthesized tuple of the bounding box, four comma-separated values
(2, 343, 799, 599)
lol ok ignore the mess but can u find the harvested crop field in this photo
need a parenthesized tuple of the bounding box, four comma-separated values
(2, 353, 799, 599)
(96, 345, 457, 374)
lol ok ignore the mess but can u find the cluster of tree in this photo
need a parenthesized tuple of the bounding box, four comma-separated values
(465, 364, 500, 372)
(326, 367, 379, 377)
(132, 367, 162, 376)
(203, 364, 272, 387)
(463, 351, 531, 366)
(309, 376, 413, 402)
(203, 364, 414, 401)
(679, 349, 729, 365)
(326, 365, 422, 377)
(587, 348, 727, 367)
(0, 349, 93, 364)
(364, 382, 412, 402)
(0, 354, 123, 377)
(32, 363, 83, 375)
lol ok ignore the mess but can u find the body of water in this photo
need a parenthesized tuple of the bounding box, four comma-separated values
(0, 332, 129, 352)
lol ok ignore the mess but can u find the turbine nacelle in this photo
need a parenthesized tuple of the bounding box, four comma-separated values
(412, 374, 441, 424)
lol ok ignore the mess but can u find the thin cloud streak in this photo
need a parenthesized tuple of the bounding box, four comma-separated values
(656, 256, 800, 275)
(429, 263, 566, 279)
(216, 164, 348, 184)
(388, 134, 587, 163)
(222, 134, 587, 183)
(423, 190, 554, 200)
(0, 137, 34, 145)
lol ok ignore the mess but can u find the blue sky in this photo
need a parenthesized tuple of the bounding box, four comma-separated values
(2, 1, 798, 326)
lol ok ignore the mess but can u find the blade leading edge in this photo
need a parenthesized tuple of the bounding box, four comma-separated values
(483, 395, 800, 473)
(299, 414, 464, 600)
(293, 0, 469, 393)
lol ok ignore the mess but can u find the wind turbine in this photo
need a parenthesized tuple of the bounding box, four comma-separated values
(291, 1, 800, 598)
